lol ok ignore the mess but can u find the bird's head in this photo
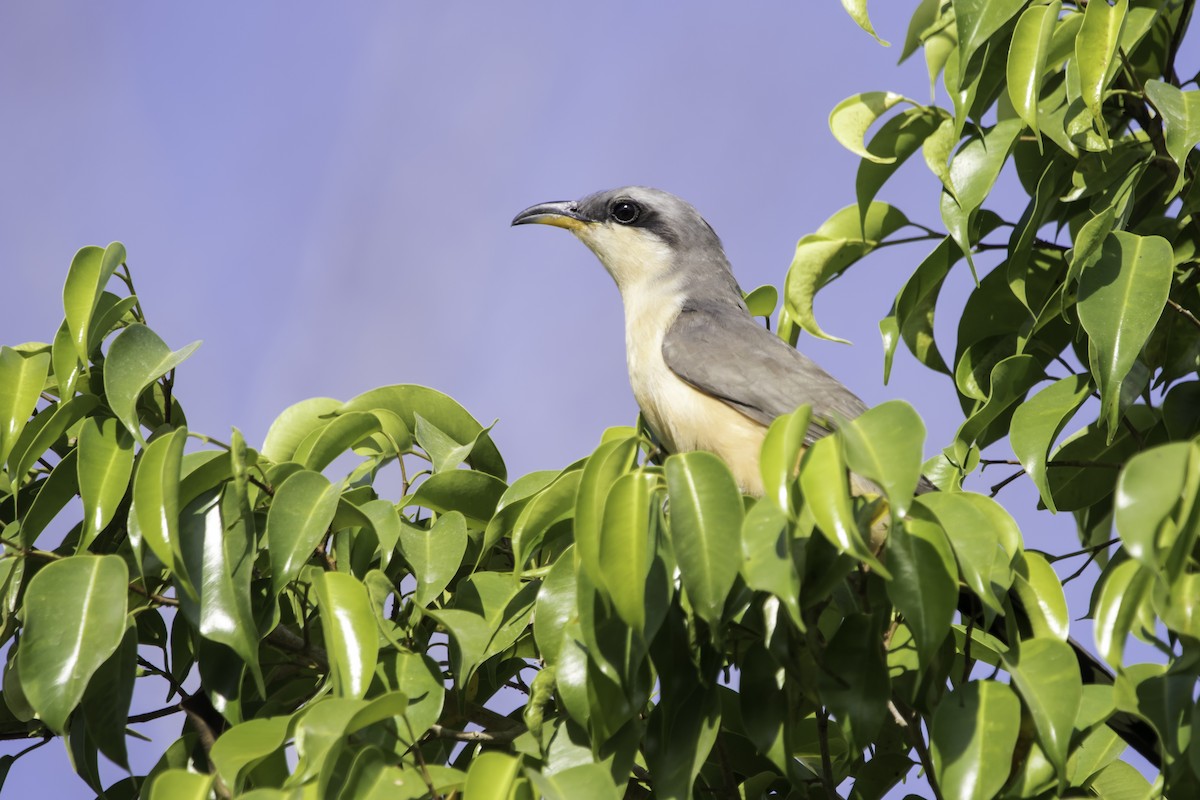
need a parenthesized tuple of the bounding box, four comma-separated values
(512, 186, 731, 296)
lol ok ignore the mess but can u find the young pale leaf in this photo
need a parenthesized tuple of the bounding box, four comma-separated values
(132, 426, 187, 572)
(758, 404, 811, 512)
(839, 0, 889, 45)
(840, 399, 925, 518)
(148, 770, 213, 800)
(740, 499, 803, 630)
(209, 716, 290, 791)
(828, 92, 912, 162)
(464, 752, 522, 800)
(1009, 375, 1092, 512)
(18, 554, 129, 733)
(1144, 80, 1200, 198)
(1006, 2, 1062, 142)
(1076, 0, 1128, 126)
(260, 397, 341, 463)
(314, 572, 379, 699)
(955, 0, 1028, 75)
(917, 493, 1017, 614)
(665, 451, 744, 626)
(400, 511, 468, 607)
(1005, 638, 1083, 781)
(103, 324, 201, 443)
(61, 244, 124, 364)
(1077, 232, 1173, 439)
(857, 107, 945, 225)
(266, 469, 342, 597)
(76, 415, 135, 551)
(1094, 558, 1152, 667)
(798, 436, 889, 576)
(573, 436, 639, 588)
(931, 681, 1022, 800)
(598, 471, 660, 634)
(886, 514, 956, 668)
(1113, 442, 1193, 570)
(1012, 552, 1070, 641)
(0, 347, 51, 470)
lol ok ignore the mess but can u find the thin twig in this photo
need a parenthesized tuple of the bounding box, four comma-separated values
(888, 701, 943, 800)
(1034, 538, 1119, 564)
(989, 468, 1025, 497)
(816, 708, 842, 799)
(128, 582, 178, 607)
(1167, 299, 1200, 331)
(427, 723, 523, 744)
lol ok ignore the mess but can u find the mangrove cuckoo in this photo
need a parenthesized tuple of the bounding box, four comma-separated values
(511, 186, 870, 497)
(512, 186, 1161, 766)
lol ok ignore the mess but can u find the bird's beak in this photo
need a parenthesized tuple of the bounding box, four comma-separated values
(511, 200, 588, 231)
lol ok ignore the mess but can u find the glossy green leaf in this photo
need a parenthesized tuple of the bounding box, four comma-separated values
(18, 554, 128, 733)
(400, 510, 468, 606)
(943, 119, 1023, 272)
(758, 404, 810, 512)
(922, 115, 957, 191)
(857, 107, 944, 224)
(955, 0, 1027, 74)
(0, 347, 51, 470)
(532, 547, 577, 665)
(839, 0, 889, 45)
(51, 320, 81, 398)
(340, 385, 505, 479)
(1114, 442, 1194, 570)
(574, 436, 639, 587)
(1047, 405, 1156, 511)
(952, 353, 1043, 464)
(1006, 637, 1082, 779)
(742, 284, 778, 319)
(428, 572, 537, 687)
(882, 237, 959, 382)
(80, 624, 137, 769)
(1009, 375, 1092, 512)
(525, 762, 621, 800)
(740, 499, 803, 629)
(61, 244, 124, 364)
(288, 697, 368, 787)
(931, 680, 1021, 800)
(132, 426, 187, 572)
(292, 410, 380, 472)
(886, 513, 956, 667)
(76, 415, 135, 551)
(1144, 80, 1200, 198)
(829, 92, 911, 162)
(7, 394, 97, 492)
(1078, 232, 1173, 438)
(315, 571, 379, 699)
(1094, 558, 1152, 667)
(85, 292, 138, 354)
(916, 492, 1016, 614)
(408, 469, 507, 528)
(800, 435, 888, 575)
(266, 469, 342, 597)
(665, 452, 743, 625)
(18, 448, 79, 547)
(464, 751, 521, 800)
(147, 769, 213, 800)
(1012, 551, 1069, 641)
(102, 324, 201, 443)
(598, 471, 659, 633)
(840, 399, 925, 517)
(210, 715, 290, 791)
(260, 396, 341, 463)
(511, 469, 580, 569)
(1006, 2, 1061, 141)
(1076, 0, 1127, 125)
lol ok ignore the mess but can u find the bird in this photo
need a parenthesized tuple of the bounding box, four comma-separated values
(512, 185, 1162, 768)
(511, 186, 873, 498)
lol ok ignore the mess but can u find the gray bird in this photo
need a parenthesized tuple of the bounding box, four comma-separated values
(512, 185, 1161, 767)
(511, 186, 871, 497)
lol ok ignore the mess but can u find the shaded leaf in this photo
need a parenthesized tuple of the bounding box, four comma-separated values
(1144, 80, 1200, 198)
(1009, 375, 1092, 512)
(400, 511, 468, 607)
(76, 415, 135, 551)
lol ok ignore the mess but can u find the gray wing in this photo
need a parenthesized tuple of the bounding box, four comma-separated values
(662, 303, 869, 446)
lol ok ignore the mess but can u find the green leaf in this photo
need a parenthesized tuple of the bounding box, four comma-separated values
(1144, 80, 1200, 198)
(1114, 442, 1193, 570)
(17, 554, 128, 733)
(428, 573, 537, 687)
(511, 470, 581, 569)
(210, 716, 290, 791)
(840, 399, 925, 518)
(955, 0, 1027, 74)
(1007, 2, 1062, 142)
(1093, 558, 1152, 667)
(76, 415, 135, 551)
(7, 393, 98, 490)
(1012, 551, 1069, 642)
(464, 752, 521, 800)
(740, 499, 803, 629)
(800, 435, 888, 575)
(743, 284, 778, 320)
(103, 324, 201, 443)
(931, 680, 1021, 800)
(886, 514, 956, 668)
(525, 763, 621, 800)
(266, 469, 342, 597)
(901, 0, 941, 63)
(821, 614, 889, 745)
(292, 410, 380, 472)
(916, 493, 1016, 614)
(314, 572, 379, 699)
(785, 202, 911, 343)
(1009, 375, 1092, 512)
(943, 119, 1023, 273)
(1078, 232, 1173, 438)
(340, 385, 505, 479)
(829, 92, 912, 162)
(260, 397, 342, 463)
(598, 471, 660, 633)
(882, 237, 959, 382)
(132, 426, 187, 572)
(52, 320, 81, 398)
(573, 436, 639, 587)
(0, 347, 51, 470)
(664, 452, 743, 625)
(1006, 638, 1082, 780)
(148, 769, 213, 800)
(414, 412, 492, 473)
(758, 404, 810, 512)
(80, 624, 137, 769)
(857, 107, 944, 223)
(1076, 0, 1127, 126)
(18, 448, 80, 547)
(408, 469, 507, 528)
(61, 243, 124, 364)
(952, 353, 1043, 464)
(400, 511, 468, 607)
(533, 548, 578, 665)
(839, 0, 889, 46)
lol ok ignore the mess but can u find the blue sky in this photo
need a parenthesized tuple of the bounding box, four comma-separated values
(0, 2, 1162, 795)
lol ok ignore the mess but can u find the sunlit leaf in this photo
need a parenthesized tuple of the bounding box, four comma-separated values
(314, 572, 379, 699)
(0, 347, 51, 470)
(103, 324, 201, 443)
(1006, 2, 1061, 142)
(1005, 638, 1082, 780)
(266, 469, 342, 597)
(1009, 375, 1092, 512)
(829, 92, 912, 162)
(1076, 0, 1127, 126)
(931, 680, 1021, 800)
(76, 415, 135, 551)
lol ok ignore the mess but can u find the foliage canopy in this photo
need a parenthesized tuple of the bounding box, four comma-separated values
(0, 1, 1198, 798)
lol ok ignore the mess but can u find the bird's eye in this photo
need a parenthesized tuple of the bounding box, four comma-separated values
(610, 200, 641, 224)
